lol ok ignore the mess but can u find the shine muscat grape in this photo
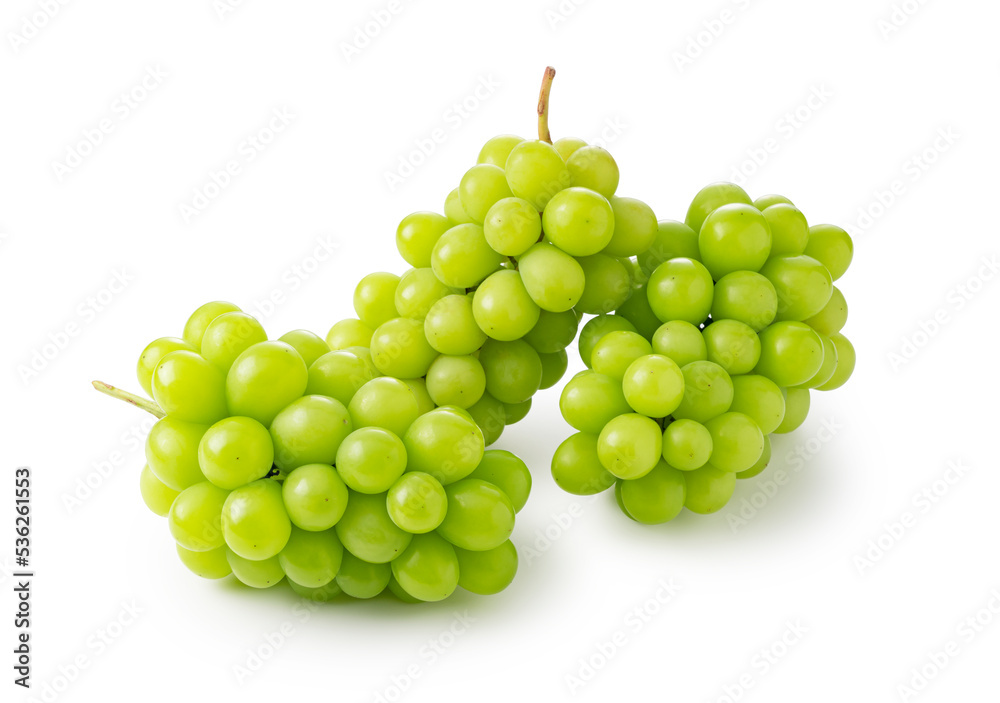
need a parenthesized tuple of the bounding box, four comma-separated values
(553, 183, 855, 523)
(96, 68, 856, 604)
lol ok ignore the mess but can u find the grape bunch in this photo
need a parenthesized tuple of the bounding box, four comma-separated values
(551, 182, 855, 523)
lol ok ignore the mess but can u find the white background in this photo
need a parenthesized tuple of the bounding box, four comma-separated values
(2, 0, 998, 701)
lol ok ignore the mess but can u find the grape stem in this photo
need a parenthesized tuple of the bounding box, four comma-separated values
(537, 66, 556, 144)
(91, 380, 165, 418)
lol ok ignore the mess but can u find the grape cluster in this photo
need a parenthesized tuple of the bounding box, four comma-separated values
(551, 183, 855, 523)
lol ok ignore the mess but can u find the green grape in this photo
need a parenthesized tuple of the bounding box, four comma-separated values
(684, 182, 753, 233)
(525, 309, 581, 353)
(603, 196, 657, 257)
(504, 140, 570, 210)
(502, 399, 531, 424)
(551, 432, 616, 495)
(222, 479, 292, 560)
(342, 346, 379, 377)
(198, 416, 274, 490)
(425, 355, 486, 409)
(698, 204, 772, 279)
(326, 318, 374, 350)
(152, 351, 228, 425)
(306, 350, 376, 407)
(370, 317, 438, 379)
(182, 301, 241, 350)
(402, 378, 436, 415)
(386, 471, 448, 533)
(518, 242, 586, 312)
(538, 350, 568, 390)
(176, 544, 231, 579)
(705, 412, 764, 472)
(282, 463, 349, 531)
(335, 491, 412, 563)
(703, 320, 761, 376)
(335, 427, 407, 494)
(804, 286, 847, 336)
(270, 395, 353, 471)
(459, 164, 514, 223)
(683, 464, 736, 514)
(637, 220, 701, 275)
(662, 419, 712, 470)
(168, 481, 228, 552)
(387, 577, 422, 603)
(575, 254, 631, 314)
(754, 321, 824, 387)
(753, 194, 793, 210)
(651, 320, 708, 368)
(559, 369, 632, 434)
(597, 413, 663, 480)
(647, 258, 714, 325)
(466, 450, 531, 512)
(797, 333, 838, 389)
(444, 187, 475, 225)
(817, 333, 855, 391)
(566, 146, 619, 199)
(424, 294, 487, 355)
(729, 374, 786, 435)
(775, 388, 810, 433)
(620, 256, 648, 287)
(711, 271, 778, 332)
(479, 339, 542, 404)
(614, 285, 661, 340)
(541, 187, 615, 256)
(226, 341, 308, 426)
(805, 224, 853, 280)
(619, 460, 686, 524)
(553, 136, 587, 160)
(137, 337, 196, 396)
(437, 478, 515, 551)
(431, 223, 504, 289)
(391, 533, 460, 602)
(760, 255, 833, 322)
(277, 330, 330, 369)
(145, 417, 208, 490)
(484, 197, 542, 257)
(762, 204, 809, 258)
(288, 578, 342, 602)
(473, 270, 541, 340)
(589, 331, 649, 380)
(466, 392, 506, 446)
(139, 464, 180, 516)
(335, 553, 390, 598)
(578, 314, 637, 368)
(455, 541, 518, 595)
(278, 527, 343, 588)
(622, 354, 685, 418)
(396, 212, 451, 268)
(403, 408, 485, 484)
(226, 550, 285, 589)
(478, 134, 524, 167)
(673, 360, 734, 423)
(614, 480, 635, 520)
(394, 267, 454, 320)
(736, 434, 772, 479)
(347, 377, 420, 438)
(354, 272, 401, 329)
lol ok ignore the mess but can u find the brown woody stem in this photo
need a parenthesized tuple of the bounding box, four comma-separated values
(537, 66, 556, 143)
(91, 381, 165, 418)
